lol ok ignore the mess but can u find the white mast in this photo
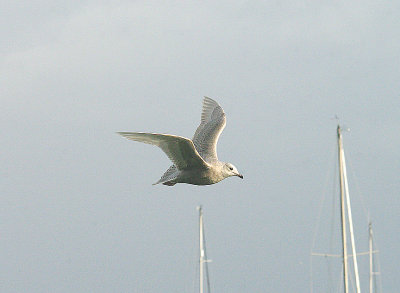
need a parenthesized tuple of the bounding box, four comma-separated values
(369, 222, 380, 293)
(337, 125, 349, 293)
(369, 222, 373, 293)
(199, 206, 204, 293)
(337, 125, 362, 293)
(198, 206, 211, 293)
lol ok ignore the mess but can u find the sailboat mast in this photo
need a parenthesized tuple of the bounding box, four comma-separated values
(199, 206, 204, 293)
(337, 125, 349, 293)
(337, 125, 362, 293)
(369, 222, 373, 293)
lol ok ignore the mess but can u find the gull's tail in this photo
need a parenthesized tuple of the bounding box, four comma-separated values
(153, 165, 178, 186)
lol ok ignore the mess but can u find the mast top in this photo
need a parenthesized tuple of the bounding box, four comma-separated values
(337, 124, 350, 136)
(337, 124, 342, 137)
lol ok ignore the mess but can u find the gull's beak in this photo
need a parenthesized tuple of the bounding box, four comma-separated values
(237, 173, 243, 179)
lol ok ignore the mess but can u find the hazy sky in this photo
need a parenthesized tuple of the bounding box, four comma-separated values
(2, 1, 399, 292)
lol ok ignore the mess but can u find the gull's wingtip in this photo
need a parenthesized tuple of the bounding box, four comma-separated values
(203, 96, 216, 103)
(117, 132, 135, 138)
(202, 96, 221, 109)
(117, 132, 128, 139)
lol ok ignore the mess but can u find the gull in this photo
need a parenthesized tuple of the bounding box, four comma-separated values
(118, 97, 243, 186)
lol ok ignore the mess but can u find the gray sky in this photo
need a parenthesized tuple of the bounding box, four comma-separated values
(2, 1, 399, 292)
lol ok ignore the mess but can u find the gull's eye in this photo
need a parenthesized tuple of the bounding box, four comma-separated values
(229, 167, 233, 170)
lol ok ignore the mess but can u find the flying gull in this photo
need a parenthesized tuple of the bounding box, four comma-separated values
(118, 97, 243, 186)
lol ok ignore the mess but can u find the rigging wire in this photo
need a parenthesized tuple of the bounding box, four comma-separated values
(328, 146, 339, 293)
(310, 140, 337, 293)
(342, 150, 370, 225)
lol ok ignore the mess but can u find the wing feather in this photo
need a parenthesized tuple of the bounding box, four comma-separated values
(117, 132, 209, 170)
(192, 97, 226, 162)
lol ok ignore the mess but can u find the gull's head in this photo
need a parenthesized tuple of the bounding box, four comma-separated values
(223, 163, 243, 179)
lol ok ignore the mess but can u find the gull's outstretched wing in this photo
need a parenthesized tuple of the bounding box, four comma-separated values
(192, 97, 226, 163)
(117, 132, 210, 170)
